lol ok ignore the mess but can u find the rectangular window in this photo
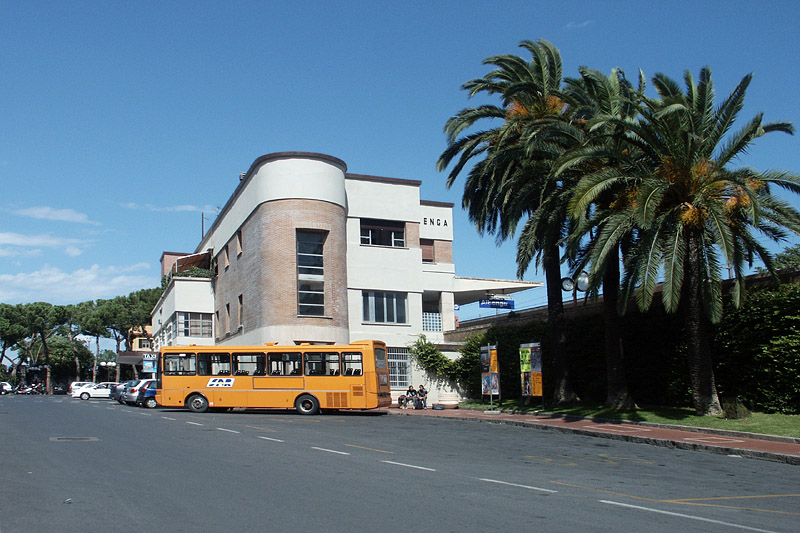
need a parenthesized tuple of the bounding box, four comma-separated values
(297, 230, 326, 316)
(238, 294, 243, 329)
(178, 312, 213, 337)
(223, 245, 230, 270)
(225, 303, 231, 334)
(304, 352, 341, 376)
(342, 352, 363, 376)
(163, 352, 196, 376)
(232, 352, 264, 376)
(420, 239, 434, 263)
(388, 347, 409, 388)
(197, 353, 231, 376)
(360, 219, 405, 247)
(268, 352, 302, 376)
(236, 230, 243, 256)
(362, 291, 408, 324)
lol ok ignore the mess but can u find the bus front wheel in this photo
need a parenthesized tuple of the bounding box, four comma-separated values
(186, 394, 209, 413)
(295, 394, 320, 415)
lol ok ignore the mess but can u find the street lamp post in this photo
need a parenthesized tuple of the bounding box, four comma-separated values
(99, 362, 117, 382)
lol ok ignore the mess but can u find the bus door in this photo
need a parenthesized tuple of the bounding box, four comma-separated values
(252, 352, 303, 408)
(342, 351, 366, 408)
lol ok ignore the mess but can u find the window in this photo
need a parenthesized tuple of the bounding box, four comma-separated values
(421, 239, 434, 263)
(388, 347, 410, 388)
(232, 352, 264, 376)
(304, 352, 341, 376)
(236, 230, 243, 256)
(238, 294, 243, 330)
(268, 352, 302, 376)
(139, 338, 152, 350)
(197, 353, 231, 376)
(225, 303, 231, 334)
(360, 219, 405, 247)
(178, 312, 213, 337)
(223, 245, 230, 270)
(297, 231, 326, 316)
(163, 352, 196, 376)
(342, 352, 363, 376)
(362, 291, 408, 324)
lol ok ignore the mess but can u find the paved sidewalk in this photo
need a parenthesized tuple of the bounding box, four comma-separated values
(388, 406, 800, 465)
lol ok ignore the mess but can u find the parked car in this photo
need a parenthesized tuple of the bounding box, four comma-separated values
(111, 381, 134, 403)
(72, 382, 119, 400)
(136, 380, 158, 408)
(69, 381, 92, 395)
(53, 383, 67, 395)
(1, 382, 12, 395)
(122, 379, 154, 405)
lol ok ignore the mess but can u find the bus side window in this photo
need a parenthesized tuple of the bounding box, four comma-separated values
(342, 352, 362, 376)
(197, 353, 211, 376)
(233, 352, 262, 376)
(326, 352, 340, 376)
(211, 353, 231, 376)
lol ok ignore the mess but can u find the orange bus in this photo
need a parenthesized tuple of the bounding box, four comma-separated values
(155, 340, 391, 415)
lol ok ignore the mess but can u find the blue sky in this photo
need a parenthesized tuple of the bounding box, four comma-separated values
(1, 1, 798, 322)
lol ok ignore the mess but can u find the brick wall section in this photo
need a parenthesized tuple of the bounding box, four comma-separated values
(213, 198, 348, 342)
(434, 240, 453, 263)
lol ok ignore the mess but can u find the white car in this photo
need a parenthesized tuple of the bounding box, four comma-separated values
(0, 382, 12, 394)
(72, 382, 118, 400)
(69, 381, 93, 395)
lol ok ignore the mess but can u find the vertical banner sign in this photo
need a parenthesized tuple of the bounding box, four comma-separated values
(520, 343, 543, 397)
(480, 344, 500, 396)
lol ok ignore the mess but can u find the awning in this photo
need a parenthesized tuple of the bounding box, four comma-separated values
(117, 351, 157, 365)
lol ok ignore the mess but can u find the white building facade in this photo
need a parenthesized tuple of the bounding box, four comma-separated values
(152, 152, 539, 405)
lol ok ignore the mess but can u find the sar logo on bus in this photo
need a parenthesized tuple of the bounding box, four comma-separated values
(207, 378, 235, 388)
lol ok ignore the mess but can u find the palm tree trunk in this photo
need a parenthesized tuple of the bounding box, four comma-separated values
(684, 234, 722, 416)
(544, 243, 577, 405)
(602, 252, 635, 410)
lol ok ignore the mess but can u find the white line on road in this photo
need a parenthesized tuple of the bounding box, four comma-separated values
(599, 500, 777, 532)
(216, 427, 240, 434)
(161, 416, 176, 421)
(381, 460, 436, 472)
(479, 478, 557, 493)
(311, 446, 350, 455)
(257, 436, 285, 443)
(186, 421, 203, 426)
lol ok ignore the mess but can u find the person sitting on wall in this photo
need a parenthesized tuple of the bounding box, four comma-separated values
(398, 385, 417, 409)
(416, 385, 428, 409)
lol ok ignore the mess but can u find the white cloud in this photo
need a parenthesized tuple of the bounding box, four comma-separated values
(121, 202, 217, 213)
(0, 263, 157, 305)
(13, 206, 100, 225)
(0, 232, 87, 256)
(0, 247, 42, 258)
(564, 20, 594, 30)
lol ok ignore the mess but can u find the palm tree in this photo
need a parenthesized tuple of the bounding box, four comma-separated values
(437, 39, 579, 404)
(572, 67, 800, 415)
(558, 66, 646, 410)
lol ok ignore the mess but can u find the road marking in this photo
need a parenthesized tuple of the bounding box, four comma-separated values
(345, 444, 393, 454)
(600, 500, 777, 532)
(186, 421, 203, 426)
(245, 425, 278, 433)
(382, 460, 435, 472)
(257, 436, 284, 443)
(586, 424, 652, 433)
(479, 478, 557, 493)
(216, 427, 240, 434)
(311, 447, 350, 455)
(161, 416, 176, 421)
(684, 436, 746, 444)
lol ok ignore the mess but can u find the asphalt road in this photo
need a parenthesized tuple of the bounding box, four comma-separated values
(1, 395, 798, 533)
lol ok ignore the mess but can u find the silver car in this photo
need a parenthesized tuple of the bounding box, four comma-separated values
(122, 379, 154, 405)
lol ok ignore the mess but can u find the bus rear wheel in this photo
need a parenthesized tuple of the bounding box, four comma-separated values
(186, 394, 209, 413)
(295, 394, 320, 415)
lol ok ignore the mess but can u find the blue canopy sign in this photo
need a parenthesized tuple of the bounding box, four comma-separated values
(479, 299, 515, 309)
